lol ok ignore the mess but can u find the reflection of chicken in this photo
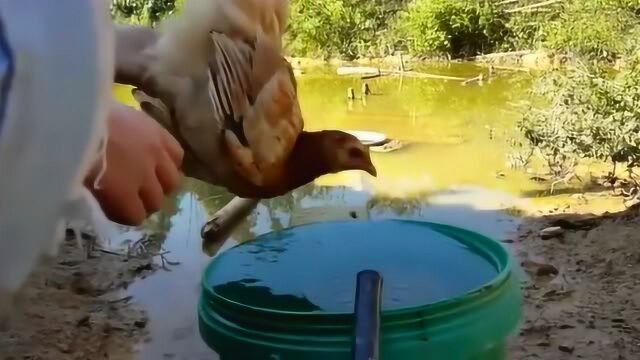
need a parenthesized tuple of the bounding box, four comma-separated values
(116, 0, 377, 198)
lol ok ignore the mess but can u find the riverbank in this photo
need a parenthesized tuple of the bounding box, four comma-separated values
(509, 194, 640, 359)
(0, 233, 157, 359)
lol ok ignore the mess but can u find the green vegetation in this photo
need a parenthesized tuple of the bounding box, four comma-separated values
(543, 0, 640, 62)
(514, 56, 640, 182)
(111, 0, 181, 26)
(285, 0, 640, 61)
(110, 0, 640, 62)
(393, 0, 508, 59)
(285, 0, 405, 60)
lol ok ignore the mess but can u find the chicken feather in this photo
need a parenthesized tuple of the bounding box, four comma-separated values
(154, 0, 303, 188)
(114, 0, 378, 199)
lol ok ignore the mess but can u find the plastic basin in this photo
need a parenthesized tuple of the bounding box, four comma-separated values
(198, 219, 523, 359)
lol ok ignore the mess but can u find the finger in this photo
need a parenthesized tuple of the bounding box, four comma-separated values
(94, 188, 147, 226)
(139, 176, 165, 215)
(160, 128, 184, 166)
(156, 152, 181, 194)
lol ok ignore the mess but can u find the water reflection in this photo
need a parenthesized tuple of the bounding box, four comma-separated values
(213, 280, 323, 313)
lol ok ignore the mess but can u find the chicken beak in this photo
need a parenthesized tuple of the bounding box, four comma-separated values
(364, 162, 378, 177)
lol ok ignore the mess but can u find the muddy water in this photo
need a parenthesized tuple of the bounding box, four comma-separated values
(112, 63, 538, 359)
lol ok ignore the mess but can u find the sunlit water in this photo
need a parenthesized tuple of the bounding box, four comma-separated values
(111, 63, 538, 359)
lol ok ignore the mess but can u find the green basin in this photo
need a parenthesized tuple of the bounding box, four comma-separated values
(198, 219, 523, 359)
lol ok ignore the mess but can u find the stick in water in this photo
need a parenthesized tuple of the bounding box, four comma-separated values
(201, 197, 260, 256)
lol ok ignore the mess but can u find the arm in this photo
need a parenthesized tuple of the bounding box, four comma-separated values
(0, 0, 114, 298)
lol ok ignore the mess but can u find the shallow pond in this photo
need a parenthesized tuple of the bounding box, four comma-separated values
(112, 62, 539, 359)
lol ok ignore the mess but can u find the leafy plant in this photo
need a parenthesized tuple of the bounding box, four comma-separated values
(515, 57, 640, 179)
(111, 0, 177, 26)
(543, 0, 639, 62)
(394, 0, 508, 58)
(285, 0, 404, 59)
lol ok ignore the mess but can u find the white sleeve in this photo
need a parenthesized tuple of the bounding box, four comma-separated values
(0, 0, 114, 296)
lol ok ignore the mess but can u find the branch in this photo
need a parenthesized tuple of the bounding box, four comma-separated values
(201, 197, 260, 256)
(506, 0, 563, 13)
(336, 66, 467, 81)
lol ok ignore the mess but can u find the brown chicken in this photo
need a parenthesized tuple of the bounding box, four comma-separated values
(152, 0, 307, 189)
(131, 88, 377, 198)
(115, 0, 377, 198)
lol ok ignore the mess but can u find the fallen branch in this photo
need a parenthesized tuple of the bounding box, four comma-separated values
(462, 73, 485, 86)
(479, 63, 532, 73)
(201, 197, 260, 256)
(497, 0, 522, 5)
(473, 50, 534, 61)
(337, 66, 381, 76)
(336, 66, 467, 81)
(399, 70, 467, 81)
(506, 0, 563, 13)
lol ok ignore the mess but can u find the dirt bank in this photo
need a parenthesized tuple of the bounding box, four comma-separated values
(0, 233, 158, 360)
(510, 196, 640, 359)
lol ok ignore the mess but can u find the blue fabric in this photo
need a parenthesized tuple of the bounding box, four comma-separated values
(0, 15, 14, 137)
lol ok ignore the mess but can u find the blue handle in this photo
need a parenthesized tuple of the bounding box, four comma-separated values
(352, 270, 383, 360)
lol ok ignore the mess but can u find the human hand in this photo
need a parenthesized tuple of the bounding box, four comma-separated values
(84, 101, 184, 226)
(115, 24, 238, 187)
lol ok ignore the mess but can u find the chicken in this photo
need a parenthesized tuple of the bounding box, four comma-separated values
(114, 0, 378, 198)
(153, 0, 301, 189)
(131, 88, 377, 198)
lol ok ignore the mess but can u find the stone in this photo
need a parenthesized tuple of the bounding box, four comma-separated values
(540, 226, 564, 240)
(558, 344, 574, 353)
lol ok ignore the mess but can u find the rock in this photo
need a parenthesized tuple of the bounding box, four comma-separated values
(522, 50, 552, 70)
(56, 342, 72, 354)
(558, 344, 574, 353)
(540, 226, 564, 240)
(537, 340, 551, 347)
(134, 318, 148, 329)
(522, 260, 560, 277)
(549, 214, 600, 230)
(76, 315, 91, 328)
(558, 323, 575, 329)
(538, 265, 560, 277)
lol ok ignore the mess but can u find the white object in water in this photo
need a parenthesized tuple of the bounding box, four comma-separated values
(344, 130, 388, 146)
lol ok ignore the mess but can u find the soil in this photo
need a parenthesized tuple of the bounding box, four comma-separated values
(509, 194, 640, 359)
(0, 232, 158, 360)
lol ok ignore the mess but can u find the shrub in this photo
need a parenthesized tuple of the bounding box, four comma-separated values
(543, 0, 639, 62)
(285, 0, 404, 60)
(394, 0, 508, 58)
(111, 0, 177, 26)
(515, 57, 640, 178)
